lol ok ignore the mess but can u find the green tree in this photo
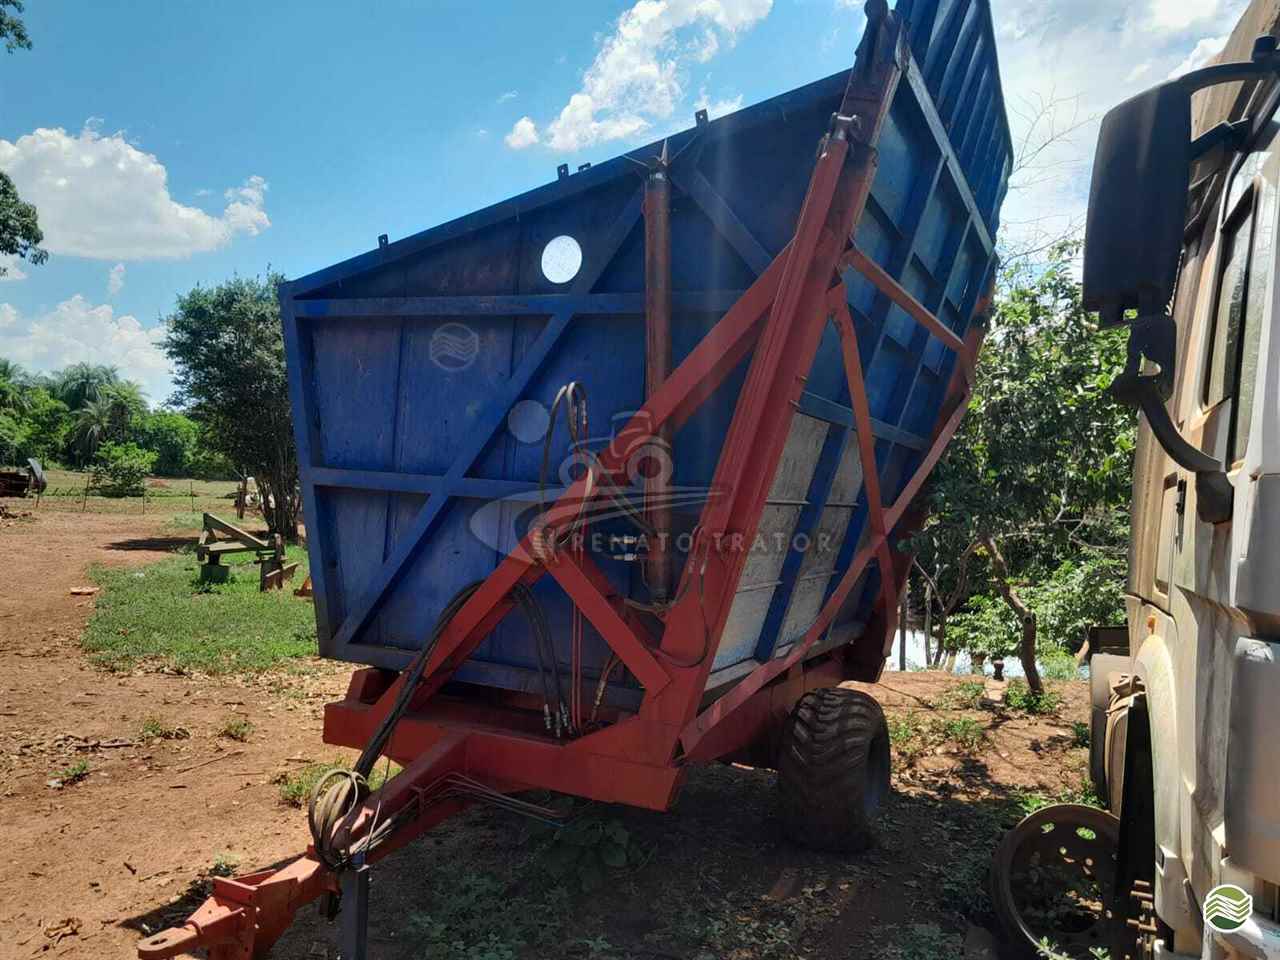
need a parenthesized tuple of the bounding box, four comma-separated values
(90, 441, 157, 497)
(136, 410, 200, 477)
(1, 4, 46, 280)
(912, 243, 1135, 692)
(51, 362, 121, 411)
(15, 387, 69, 463)
(0, 0, 31, 53)
(70, 383, 142, 463)
(0, 357, 28, 413)
(163, 273, 300, 539)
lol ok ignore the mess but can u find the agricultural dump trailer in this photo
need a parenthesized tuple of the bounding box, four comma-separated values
(138, 0, 1011, 956)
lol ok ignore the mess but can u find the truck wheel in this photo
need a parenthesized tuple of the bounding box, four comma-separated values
(777, 687, 890, 852)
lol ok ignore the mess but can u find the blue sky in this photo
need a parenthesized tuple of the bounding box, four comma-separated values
(0, 0, 1238, 402)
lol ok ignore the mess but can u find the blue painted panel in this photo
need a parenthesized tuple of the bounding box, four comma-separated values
(283, 0, 1012, 698)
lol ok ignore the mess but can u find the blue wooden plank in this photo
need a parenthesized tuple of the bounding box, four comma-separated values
(755, 416, 852, 659)
(292, 290, 745, 319)
(281, 288, 339, 649)
(902, 56, 997, 254)
(796, 390, 929, 450)
(673, 165, 773, 276)
(310, 467, 538, 499)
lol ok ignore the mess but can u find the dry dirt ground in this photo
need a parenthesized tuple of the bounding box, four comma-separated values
(0, 505, 1094, 960)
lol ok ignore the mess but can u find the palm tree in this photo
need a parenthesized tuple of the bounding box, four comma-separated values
(72, 396, 120, 462)
(0, 359, 30, 414)
(0, 358, 26, 383)
(53, 362, 120, 410)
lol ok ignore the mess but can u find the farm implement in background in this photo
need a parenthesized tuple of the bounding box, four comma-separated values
(195, 513, 298, 591)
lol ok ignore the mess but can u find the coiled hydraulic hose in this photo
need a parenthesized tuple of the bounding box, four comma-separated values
(307, 581, 566, 869)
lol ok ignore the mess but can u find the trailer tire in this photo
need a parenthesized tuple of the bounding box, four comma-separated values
(777, 687, 890, 852)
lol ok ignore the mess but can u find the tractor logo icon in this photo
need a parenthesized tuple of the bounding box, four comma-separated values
(429, 322, 480, 371)
(1203, 883, 1252, 932)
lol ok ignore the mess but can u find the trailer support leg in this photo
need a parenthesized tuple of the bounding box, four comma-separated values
(340, 860, 370, 960)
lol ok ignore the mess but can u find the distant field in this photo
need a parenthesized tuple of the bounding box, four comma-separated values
(40, 468, 239, 499)
(14, 470, 241, 519)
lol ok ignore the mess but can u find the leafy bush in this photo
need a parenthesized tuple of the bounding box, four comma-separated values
(136, 410, 199, 477)
(1004, 678, 1063, 715)
(948, 593, 1020, 659)
(89, 441, 157, 497)
(1029, 555, 1127, 654)
(1039, 646, 1080, 680)
(538, 816, 639, 892)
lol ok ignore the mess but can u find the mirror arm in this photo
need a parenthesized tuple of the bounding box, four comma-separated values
(1190, 119, 1251, 159)
(1110, 321, 1234, 525)
(1178, 36, 1280, 95)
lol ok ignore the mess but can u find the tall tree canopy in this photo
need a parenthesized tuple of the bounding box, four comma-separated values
(163, 274, 300, 539)
(911, 243, 1135, 690)
(0, 3, 44, 279)
(0, 172, 46, 277)
(0, 0, 31, 53)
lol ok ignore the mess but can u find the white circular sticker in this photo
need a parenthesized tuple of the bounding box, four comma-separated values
(507, 400, 551, 444)
(541, 235, 583, 284)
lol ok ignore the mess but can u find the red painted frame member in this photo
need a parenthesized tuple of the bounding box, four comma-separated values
(137, 6, 989, 958)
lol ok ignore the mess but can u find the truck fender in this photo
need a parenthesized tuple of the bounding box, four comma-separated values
(1089, 652, 1132, 808)
(1131, 631, 1199, 946)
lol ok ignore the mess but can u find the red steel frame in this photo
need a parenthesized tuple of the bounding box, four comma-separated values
(137, 8, 992, 958)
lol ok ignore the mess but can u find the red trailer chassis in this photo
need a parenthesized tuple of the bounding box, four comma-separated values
(137, 6, 988, 958)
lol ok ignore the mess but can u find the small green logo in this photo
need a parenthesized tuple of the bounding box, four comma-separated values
(1204, 883, 1252, 932)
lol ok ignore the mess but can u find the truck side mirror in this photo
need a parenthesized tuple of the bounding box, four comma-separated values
(1083, 37, 1280, 525)
(1083, 82, 1192, 327)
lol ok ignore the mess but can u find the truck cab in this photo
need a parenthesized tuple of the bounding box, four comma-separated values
(1083, 1, 1280, 955)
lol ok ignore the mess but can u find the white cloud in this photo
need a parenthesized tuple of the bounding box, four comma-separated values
(985, 0, 1248, 254)
(1148, 0, 1221, 32)
(0, 123, 270, 261)
(0, 256, 27, 282)
(107, 263, 126, 296)
(1168, 34, 1228, 78)
(497, 90, 519, 103)
(506, 0, 773, 153)
(0, 295, 173, 401)
(693, 88, 744, 119)
(505, 116, 541, 149)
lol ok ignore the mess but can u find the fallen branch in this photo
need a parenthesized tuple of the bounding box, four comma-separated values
(175, 750, 244, 775)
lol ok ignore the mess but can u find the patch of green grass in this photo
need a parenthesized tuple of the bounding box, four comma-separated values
(873, 922, 962, 959)
(1070, 720, 1090, 748)
(167, 511, 208, 530)
(1014, 780, 1106, 818)
(210, 851, 240, 877)
(218, 716, 254, 742)
(407, 871, 568, 960)
(932, 679, 986, 710)
(939, 716, 985, 751)
(81, 547, 314, 674)
(887, 713, 931, 764)
(51, 758, 91, 787)
(140, 716, 190, 741)
(275, 759, 398, 807)
(534, 816, 644, 893)
(888, 712, 988, 765)
(1004, 679, 1064, 715)
(1040, 648, 1082, 681)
